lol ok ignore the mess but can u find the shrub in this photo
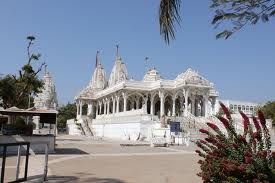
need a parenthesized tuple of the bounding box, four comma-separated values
(196, 102, 275, 182)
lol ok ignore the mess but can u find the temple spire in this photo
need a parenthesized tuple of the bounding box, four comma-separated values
(95, 50, 100, 67)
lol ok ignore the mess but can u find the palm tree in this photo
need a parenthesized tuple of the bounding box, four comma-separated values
(159, 0, 182, 44)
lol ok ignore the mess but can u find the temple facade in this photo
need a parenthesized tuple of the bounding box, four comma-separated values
(74, 48, 219, 140)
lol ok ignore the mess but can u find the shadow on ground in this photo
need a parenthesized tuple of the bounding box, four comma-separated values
(56, 139, 84, 142)
(26, 175, 126, 183)
(54, 148, 89, 155)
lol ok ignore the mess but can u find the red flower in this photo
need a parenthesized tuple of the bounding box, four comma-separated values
(239, 135, 247, 144)
(219, 102, 232, 120)
(245, 156, 253, 164)
(240, 111, 249, 134)
(244, 150, 252, 157)
(252, 116, 261, 132)
(238, 163, 248, 172)
(258, 111, 266, 127)
(206, 122, 219, 131)
(252, 132, 261, 141)
(217, 116, 230, 129)
(197, 160, 203, 164)
(258, 150, 267, 159)
(232, 143, 239, 149)
(216, 143, 224, 149)
(205, 137, 217, 144)
(199, 140, 207, 145)
(195, 150, 201, 154)
(199, 129, 209, 135)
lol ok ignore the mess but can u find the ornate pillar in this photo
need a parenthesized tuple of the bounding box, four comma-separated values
(150, 94, 154, 115)
(87, 102, 93, 116)
(211, 97, 217, 115)
(191, 97, 195, 115)
(116, 96, 120, 113)
(123, 92, 127, 112)
(159, 91, 164, 117)
(172, 96, 176, 117)
(144, 96, 148, 114)
(95, 102, 98, 117)
(99, 102, 102, 115)
(194, 99, 198, 117)
(76, 103, 79, 118)
(112, 96, 115, 114)
(79, 101, 83, 118)
(184, 88, 189, 117)
(107, 99, 110, 115)
(103, 101, 106, 115)
(203, 95, 209, 117)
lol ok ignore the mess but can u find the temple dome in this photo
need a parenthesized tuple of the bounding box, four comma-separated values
(143, 68, 161, 82)
(176, 68, 211, 86)
(89, 51, 107, 90)
(108, 47, 128, 86)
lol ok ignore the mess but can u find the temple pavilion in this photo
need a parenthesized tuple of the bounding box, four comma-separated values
(73, 47, 219, 140)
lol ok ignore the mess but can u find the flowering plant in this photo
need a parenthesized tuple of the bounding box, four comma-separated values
(196, 102, 275, 182)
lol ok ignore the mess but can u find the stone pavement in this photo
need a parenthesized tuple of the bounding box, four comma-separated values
(3, 135, 202, 183)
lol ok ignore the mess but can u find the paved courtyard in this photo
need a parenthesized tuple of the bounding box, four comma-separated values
(3, 135, 202, 183)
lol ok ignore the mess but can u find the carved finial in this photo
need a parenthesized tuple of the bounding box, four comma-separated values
(44, 64, 48, 75)
(145, 57, 149, 72)
(116, 44, 119, 59)
(95, 50, 100, 67)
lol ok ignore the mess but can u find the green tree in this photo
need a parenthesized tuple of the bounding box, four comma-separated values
(260, 101, 275, 125)
(0, 36, 45, 108)
(159, 0, 275, 43)
(57, 103, 77, 129)
(57, 103, 88, 129)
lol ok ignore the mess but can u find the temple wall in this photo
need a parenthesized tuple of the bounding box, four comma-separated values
(91, 115, 157, 141)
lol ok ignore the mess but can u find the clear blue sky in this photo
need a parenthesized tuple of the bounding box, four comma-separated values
(0, 0, 274, 104)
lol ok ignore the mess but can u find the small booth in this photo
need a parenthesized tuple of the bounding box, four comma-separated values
(0, 107, 58, 153)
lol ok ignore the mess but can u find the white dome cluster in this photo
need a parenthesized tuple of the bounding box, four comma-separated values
(143, 68, 162, 82)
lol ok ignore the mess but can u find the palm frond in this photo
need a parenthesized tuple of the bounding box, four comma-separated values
(159, 0, 182, 44)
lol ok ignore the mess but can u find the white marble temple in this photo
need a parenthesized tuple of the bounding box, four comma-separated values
(71, 47, 219, 141)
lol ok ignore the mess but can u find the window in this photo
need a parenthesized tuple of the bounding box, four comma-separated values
(238, 105, 241, 111)
(250, 107, 253, 111)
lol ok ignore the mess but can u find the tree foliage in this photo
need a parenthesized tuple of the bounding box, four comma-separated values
(57, 103, 77, 129)
(159, 0, 275, 43)
(0, 36, 45, 109)
(211, 0, 275, 39)
(196, 102, 275, 182)
(159, 0, 181, 44)
(260, 101, 275, 125)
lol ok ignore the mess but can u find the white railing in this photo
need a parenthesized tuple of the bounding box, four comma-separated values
(93, 114, 157, 124)
(96, 109, 146, 119)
